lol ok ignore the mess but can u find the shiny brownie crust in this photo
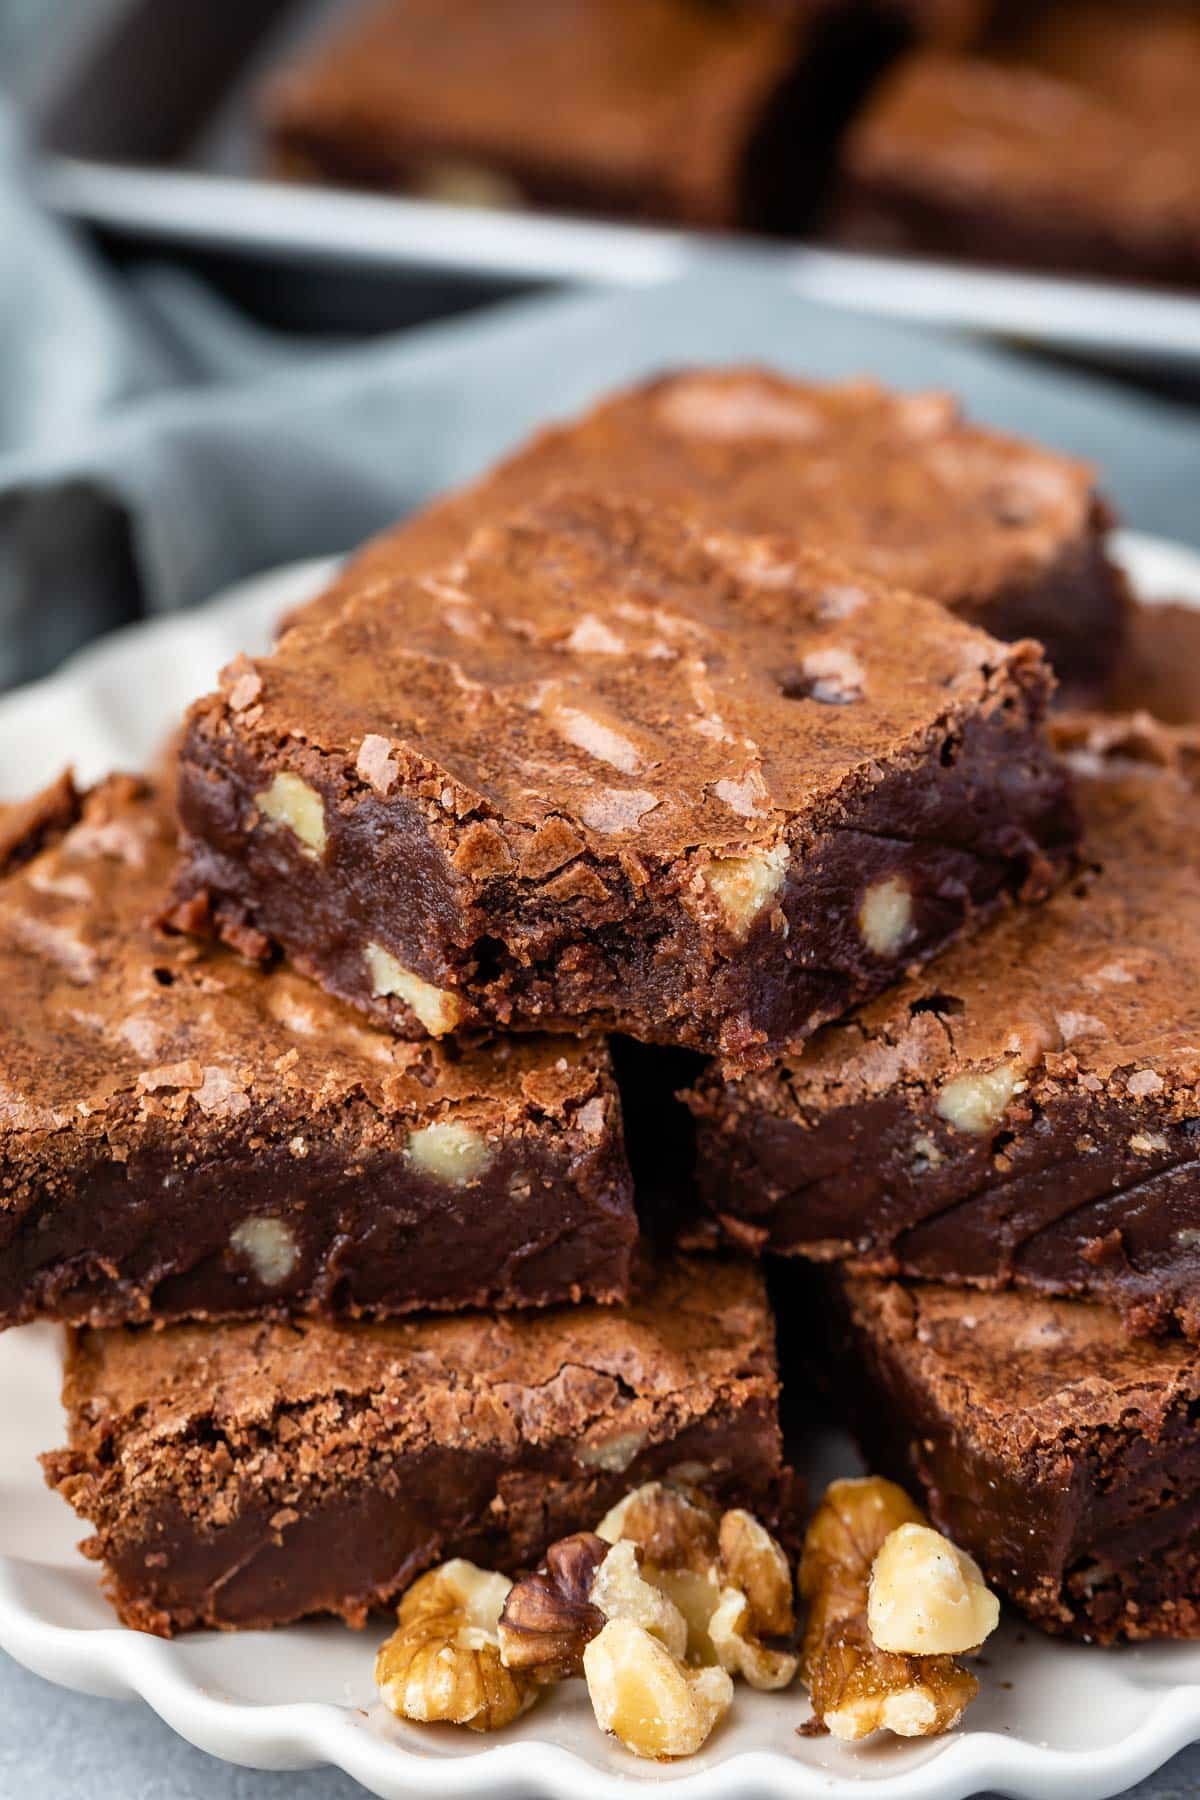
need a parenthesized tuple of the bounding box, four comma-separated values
(827, 1274, 1200, 1642)
(296, 367, 1130, 694)
(174, 490, 1077, 1069)
(0, 776, 635, 1327)
(689, 717, 1200, 1337)
(43, 1257, 787, 1636)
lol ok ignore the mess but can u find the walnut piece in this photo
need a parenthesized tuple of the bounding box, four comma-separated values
(365, 942, 462, 1036)
(700, 844, 789, 938)
(800, 1477, 980, 1741)
(257, 772, 326, 858)
(937, 1062, 1019, 1135)
(869, 1523, 999, 1656)
(406, 1118, 492, 1186)
(497, 1533, 607, 1681)
(229, 1216, 298, 1287)
(583, 1617, 733, 1760)
(598, 1483, 796, 1690)
(709, 1509, 799, 1690)
(589, 1539, 689, 1663)
(858, 875, 914, 958)
(376, 1559, 536, 1732)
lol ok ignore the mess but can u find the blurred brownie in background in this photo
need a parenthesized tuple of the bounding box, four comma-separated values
(836, 3, 1200, 288)
(264, 0, 813, 230)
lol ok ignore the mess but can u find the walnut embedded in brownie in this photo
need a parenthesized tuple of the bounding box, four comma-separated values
(689, 715, 1200, 1337)
(835, 4, 1200, 291)
(1100, 600, 1200, 728)
(0, 774, 635, 1327)
(825, 1274, 1200, 1642)
(175, 489, 1076, 1068)
(43, 1255, 787, 1636)
(262, 0, 823, 231)
(296, 367, 1127, 693)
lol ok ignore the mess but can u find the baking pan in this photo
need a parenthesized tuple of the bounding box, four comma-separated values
(26, 0, 1200, 367)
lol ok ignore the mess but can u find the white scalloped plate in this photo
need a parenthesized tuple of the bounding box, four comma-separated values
(2, 533, 1200, 1800)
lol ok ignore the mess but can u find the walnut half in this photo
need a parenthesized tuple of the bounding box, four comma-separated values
(584, 1617, 733, 1760)
(376, 1559, 538, 1732)
(799, 1477, 985, 1741)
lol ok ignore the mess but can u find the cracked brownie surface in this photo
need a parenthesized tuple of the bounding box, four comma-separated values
(828, 1274, 1200, 1641)
(299, 367, 1127, 691)
(691, 715, 1200, 1336)
(175, 489, 1076, 1067)
(0, 774, 635, 1326)
(44, 1255, 786, 1635)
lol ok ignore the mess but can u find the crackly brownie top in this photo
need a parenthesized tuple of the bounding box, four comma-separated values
(333, 367, 1107, 615)
(847, 43, 1200, 234)
(844, 1277, 1200, 1453)
(266, 0, 798, 187)
(213, 489, 1047, 868)
(0, 774, 610, 1155)
(63, 1257, 775, 1477)
(735, 716, 1200, 1111)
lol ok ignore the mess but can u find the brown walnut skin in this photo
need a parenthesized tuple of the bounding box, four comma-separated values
(497, 1532, 609, 1679)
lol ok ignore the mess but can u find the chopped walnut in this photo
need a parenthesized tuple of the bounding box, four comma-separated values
(708, 1509, 798, 1690)
(700, 844, 789, 938)
(257, 772, 326, 858)
(583, 1617, 733, 1760)
(937, 1062, 1019, 1135)
(229, 1215, 298, 1287)
(597, 1483, 796, 1689)
(799, 1477, 980, 1741)
(497, 1532, 607, 1680)
(869, 1523, 999, 1656)
(375, 1559, 537, 1731)
(365, 942, 462, 1036)
(406, 1117, 492, 1186)
(858, 875, 914, 958)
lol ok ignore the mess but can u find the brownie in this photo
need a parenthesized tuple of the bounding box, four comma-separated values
(43, 1255, 786, 1636)
(0, 774, 635, 1327)
(827, 1274, 1200, 1642)
(689, 715, 1200, 1337)
(1100, 600, 1200, 728)
(174, 489, 1076, 1068)
(264, 0, 817, 231)
(296, 367, 1128, 693)
(836, 4, 1200, 289)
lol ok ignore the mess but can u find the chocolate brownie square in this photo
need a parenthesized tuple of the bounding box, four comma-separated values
(43, 1255, 786, 1635)
(828, 1274, 1200, 1642)
(689, 716, 1200, 1337)
(0, 774, 635, 1326)
(299, 368, 1128, 693)
(263, 0, 815, 230)
(836, 4, 1200, 289)
(174, 490, 1076, 1068)
(1101, 601, 1200, 728)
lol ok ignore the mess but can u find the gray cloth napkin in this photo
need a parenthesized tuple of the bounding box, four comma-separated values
(2, 105, 1199, 695)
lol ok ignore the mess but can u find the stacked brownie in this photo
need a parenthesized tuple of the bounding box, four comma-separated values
(18, 362, 1198, 1670)
(262, 0, 997, 236)
(836, 1, 1200, 288)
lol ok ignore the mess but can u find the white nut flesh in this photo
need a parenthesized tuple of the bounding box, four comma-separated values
(868, 1524, 999, 1657)
(406, 1118, 492, 1186)
(578, 1428, 647, 1473)
(701, 844, 789, 938)
(583, 1617, 733, 1760)
(258, 773, 327, 858)
(229, 1216, 299, 1287)
(858, 875, 914, 958)
(937, 1062, 1020, 1136)
(590, 1540, 688, 1663)
(365, 942, 462, 1036)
